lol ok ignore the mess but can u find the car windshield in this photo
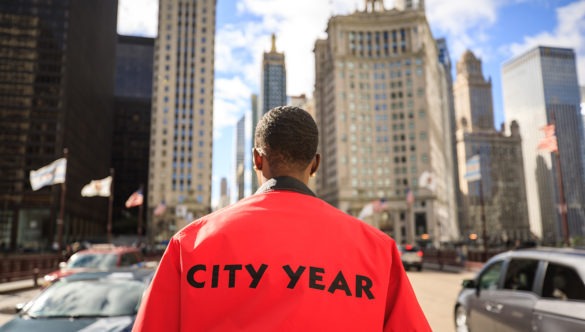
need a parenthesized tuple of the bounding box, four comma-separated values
(24, 278, 144, 318)
(66, 253, 118, 269)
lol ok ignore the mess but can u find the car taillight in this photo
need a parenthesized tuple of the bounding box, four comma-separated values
(417, 250, 423, 257)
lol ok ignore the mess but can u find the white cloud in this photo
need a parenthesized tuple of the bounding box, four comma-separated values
(117, 0, 158, 37)
(500, 1, 585, 84)
(234, 0, 364, 97)
(425, 0, 506, 61)
(213, 77, 252, 139)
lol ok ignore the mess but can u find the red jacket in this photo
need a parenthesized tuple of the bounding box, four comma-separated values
(133, 177, 430, 331)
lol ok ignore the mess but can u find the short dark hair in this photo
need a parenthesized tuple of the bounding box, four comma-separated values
(255, 106, 318, 173)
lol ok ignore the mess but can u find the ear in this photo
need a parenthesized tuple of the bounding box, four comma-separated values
(310, 154, 321, 176)
(253, 148, 263, 171)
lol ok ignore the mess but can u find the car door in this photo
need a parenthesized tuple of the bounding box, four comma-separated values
(494, 258, 540, 332)
(467, 260, 504, 332)
(534, 262, 585, 332)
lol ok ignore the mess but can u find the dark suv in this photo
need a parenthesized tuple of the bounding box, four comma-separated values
(454, 247, 585, 332)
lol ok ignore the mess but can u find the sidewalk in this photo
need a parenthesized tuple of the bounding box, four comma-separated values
(0, 278, 42, 295)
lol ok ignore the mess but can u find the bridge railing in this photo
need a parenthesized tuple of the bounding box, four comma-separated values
(0, 251, 163, 285)
(0, 253, 63, 285)
(422, 247, 505, 271)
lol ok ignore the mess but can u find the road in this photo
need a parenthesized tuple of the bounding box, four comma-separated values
(408, 269, 476, 331)
(0, 269, 477, 330)
(0, 288, 40, 326)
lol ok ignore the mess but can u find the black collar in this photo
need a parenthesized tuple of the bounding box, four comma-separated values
(255, 176, 316, 197)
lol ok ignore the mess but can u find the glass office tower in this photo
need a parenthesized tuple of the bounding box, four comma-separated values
(503, 46, 585, 243)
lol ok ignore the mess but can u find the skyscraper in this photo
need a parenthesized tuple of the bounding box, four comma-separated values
(113, 35, 154, 234)
(149, 0, 217, 231)
(218, 177, 230, 209)
(502, 46, 585, 244)
(436, 38, 461, 237)
(289, 94, 317, 192)
(250, 94, 259, 194)
(260, 34, 286, 116)
(0, 0, 118, 250)
(235, 114, 246, 201)
(454, 50, 530, 244)
(454, 51, 495, 131)
(314, 0, 457, 245)
(252, 33, 286, 194)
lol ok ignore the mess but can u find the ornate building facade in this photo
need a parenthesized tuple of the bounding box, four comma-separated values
(314, 0, 457, 245)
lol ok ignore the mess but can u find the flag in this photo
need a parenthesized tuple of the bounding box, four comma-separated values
(81, 176, 112, 197)
(175, 204, 187, 218)
(418, 171, 436, 192)
(29, 158, 67, 191)
(125, 189, 144, 208)
(358, 203, 374, 220)
(406, 188, 414, 205)
(464, 155, 481, 182)
(358, 198, 388, 220)
(153, 201, 167, 216)
(538, 124, 558, 152)
(372, 198, 389, 212)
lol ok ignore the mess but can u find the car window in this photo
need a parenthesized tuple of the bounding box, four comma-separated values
(478, 260, 503, 290)
(67, 253, 118, 269)
(542, 263, 585, 301)
(503, 259, 539, 292)
(120, 252, 138, 266)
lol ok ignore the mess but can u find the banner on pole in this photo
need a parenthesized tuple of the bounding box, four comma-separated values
(464, 155, 481, 182)
(81, 176, 112, 197)
(30, 158, 67, 191)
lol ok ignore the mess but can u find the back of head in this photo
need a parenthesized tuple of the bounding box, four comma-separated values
(255, 106, 318, 174)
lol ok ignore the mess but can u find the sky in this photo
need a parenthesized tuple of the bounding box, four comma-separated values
(117, 0, 585, 207)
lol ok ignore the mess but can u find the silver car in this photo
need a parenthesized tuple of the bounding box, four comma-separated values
(454, 247, 585, 332)
(398, 244, 423, 271)
(0, 269, 155, 332)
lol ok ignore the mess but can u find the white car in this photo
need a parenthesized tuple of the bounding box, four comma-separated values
(398, 244, 423, 271)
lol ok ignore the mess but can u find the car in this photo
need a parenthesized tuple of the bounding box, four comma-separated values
(42, 244, 144, 286)
(454, 247, 585, 332)
(398, 244, 423, 271)
(0, 269, 154, 332)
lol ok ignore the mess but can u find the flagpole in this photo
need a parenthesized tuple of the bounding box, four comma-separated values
(57, 148, 68, 252)
(137, 183, 144, 243)
(107, 168, 114, 243)
(479, 175, 488, 261)
(550, 112, 570, 247)
(554, 150, 570, 246)
(406, 190, 415, 245)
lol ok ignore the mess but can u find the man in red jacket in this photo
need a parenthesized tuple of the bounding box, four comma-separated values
(133, 106, 431, 331)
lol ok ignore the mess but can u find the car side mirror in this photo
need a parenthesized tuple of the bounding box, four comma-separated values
(15, 302, 26, 313)
(462, 279, 476, 289)
(59, 261, 67, 269)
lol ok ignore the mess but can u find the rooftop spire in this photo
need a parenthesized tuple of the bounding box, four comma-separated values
(364, 0, 385, 12)
(271, 33, 276, 52)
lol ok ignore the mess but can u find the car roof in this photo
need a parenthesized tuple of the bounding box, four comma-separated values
(488, 247, 585, 274)
(60, 268, 155, 283)
(74, 245, 140, 255)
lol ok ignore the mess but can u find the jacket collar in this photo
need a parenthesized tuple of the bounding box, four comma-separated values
(255, 176, 316, 197)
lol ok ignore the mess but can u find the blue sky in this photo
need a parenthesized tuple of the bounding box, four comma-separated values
(118, 0, 585, 207)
